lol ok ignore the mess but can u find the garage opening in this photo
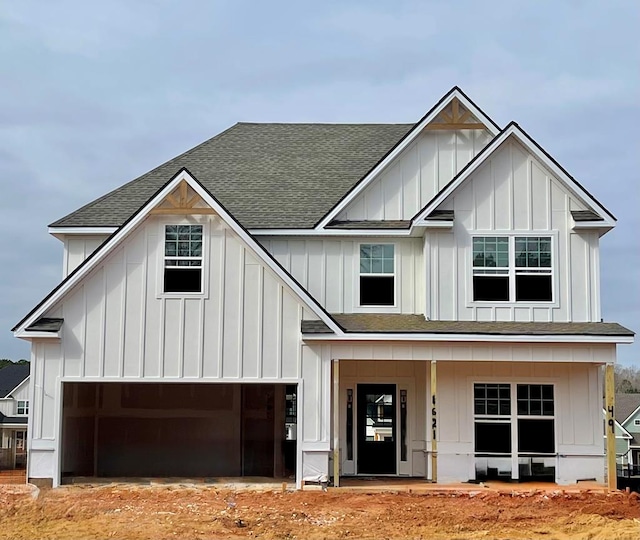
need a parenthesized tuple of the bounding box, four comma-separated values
(61, 382, 297, 481)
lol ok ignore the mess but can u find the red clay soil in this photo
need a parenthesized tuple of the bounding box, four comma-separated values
(0, 484, 639, 540)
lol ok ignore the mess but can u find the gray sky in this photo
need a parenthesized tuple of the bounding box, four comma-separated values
(1, 1, 638, 364)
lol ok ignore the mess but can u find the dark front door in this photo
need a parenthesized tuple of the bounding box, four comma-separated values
(357, 384, 396, 474)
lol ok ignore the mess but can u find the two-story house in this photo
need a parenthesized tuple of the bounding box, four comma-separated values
(615, 394, 640, 467)
(0, 363, 30, 470)
(13, 87, 634, 489)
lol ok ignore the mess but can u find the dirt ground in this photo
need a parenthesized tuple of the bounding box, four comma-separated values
(0, 484, 639, 540)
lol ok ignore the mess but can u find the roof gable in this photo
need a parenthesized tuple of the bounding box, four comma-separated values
(14, 169, 343, 336)
(413, 122, 616, 229)
(617, 393, 640, 425)
(316, 87, 501, 229)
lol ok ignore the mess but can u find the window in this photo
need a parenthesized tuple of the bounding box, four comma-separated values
(474, 384, 512, 454)
(164, 225, 203, 293)
(516, 384, 555, 454)
(16, 400, 29, 415)
(473, 236, 552, 302)
(359, 244, 394, 306)
(634, 419, 640, 427)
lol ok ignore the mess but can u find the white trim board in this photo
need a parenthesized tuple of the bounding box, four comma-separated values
(14, 168, 344, 338)
(302, 333, 633, 345)
(315, 88, 501, 230)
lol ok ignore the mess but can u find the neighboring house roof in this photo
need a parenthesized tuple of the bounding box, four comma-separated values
(0, 412, 28, 426)
(0, 364, 30, 398)
(616, 393, 640, 425)
(302, 314, 634, 336)
(50, 123, 413, 230)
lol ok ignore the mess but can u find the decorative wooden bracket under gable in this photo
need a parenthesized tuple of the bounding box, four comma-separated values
(425, 97, 487, 130)
(150, 181, 216, 215)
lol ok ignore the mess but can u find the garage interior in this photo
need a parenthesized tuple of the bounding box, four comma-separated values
(61, 382, 297, 481)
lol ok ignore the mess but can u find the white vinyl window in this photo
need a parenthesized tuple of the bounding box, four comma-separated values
(359, 244, 395, 306)
(16, 400, 29, 415)
(163, 225, 203, 293)
(472, 236, 553, 302)
(635, 419, 640, 427)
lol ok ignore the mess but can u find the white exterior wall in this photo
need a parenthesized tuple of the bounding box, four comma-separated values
(260, 237, 424, 314)
(336, 129, 492, 221)
(28, 214, 330, 486)
(63, 235, 110, 277)
(426, 138, 600, 322)
(0, 400, 13, 416)
(437, 361, 605, 484)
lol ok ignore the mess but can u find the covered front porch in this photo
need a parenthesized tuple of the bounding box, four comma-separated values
(314, 341, 618, 489)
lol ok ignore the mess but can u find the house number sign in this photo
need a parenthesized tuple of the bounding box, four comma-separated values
(431, 394, 437, 439)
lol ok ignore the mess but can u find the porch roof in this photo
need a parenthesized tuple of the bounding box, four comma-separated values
(301, 314, 635, 337)
(0, 412, 27, 426)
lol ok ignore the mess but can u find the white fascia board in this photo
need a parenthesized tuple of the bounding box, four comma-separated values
(48, 226, 118, 235)
(302, 333, 634, 344)
(48, 226, 118, 242)
(414, 124, 616, 229)
(14, 331, 60, 340)
(621, 404, 640, 427)
(14, 169, 343, 337)
(603, 409, 634, 438)
(315, 89, 500, 230)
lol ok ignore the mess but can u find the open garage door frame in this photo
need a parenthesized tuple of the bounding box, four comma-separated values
(60, 382, 298, 482)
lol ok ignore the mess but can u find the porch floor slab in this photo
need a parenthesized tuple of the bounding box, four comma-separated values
(332, 477, 608, 493)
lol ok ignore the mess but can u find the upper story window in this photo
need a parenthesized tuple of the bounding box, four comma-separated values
(472, 236, 552, 302)
(359, 244, 395, 306)
(16, 400, 29, 415)
(164, 225, 203, 293)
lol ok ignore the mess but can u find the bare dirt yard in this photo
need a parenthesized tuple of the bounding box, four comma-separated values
(0, 484, 639, 540)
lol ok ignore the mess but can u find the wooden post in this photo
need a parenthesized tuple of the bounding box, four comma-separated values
(605, 363, 616, 490)
(333, 359, 340, 487)
(430, 360, 437, 483)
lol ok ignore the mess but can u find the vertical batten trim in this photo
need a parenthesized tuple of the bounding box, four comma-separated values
(509, 142, 515, 230)
(119, 248, 128, 378)
(81, 285, 87, 378)
(592, 235, 601, 321)
(546, 174, 552, 231)
(238, 247, 245, 378)
(257, 266, 264, 378)
(100, 267, 107, 378)
(434, 132, 440, 194)
(159, 298, 166, 377)
(452, 234, 458, 320)
(584, 237, 591, 320)
(198, 298, 205, 378)
(297, 304, 303, 379)
(423, 237, 430, 319)
(217, 231, 226, 379)
(139, 232, 148, 378)
(321, 240, 327, 306)
(489, 158, 495, 230)
(277, 284, 283, 379)
(316, 348, 322, 441)
(339, 241, 344, 312)
(565, 194, 573, 321)
(527, 158, 533, 230)
(433, 235, 440, 319)
(178, 297, 185, 378)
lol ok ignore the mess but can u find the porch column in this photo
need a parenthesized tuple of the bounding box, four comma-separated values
(333, 359, 340, 487)
(431, 360, 437, 483)
(605, 363, 616, 490)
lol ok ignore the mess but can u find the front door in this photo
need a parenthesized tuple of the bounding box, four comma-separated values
(357, 384, 396, 474)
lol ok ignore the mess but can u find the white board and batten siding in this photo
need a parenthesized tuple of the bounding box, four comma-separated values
(336, 129, 492, 221)
(29, 214, 330, 484)
(260, 237, 424, 314)
(63, 235, 110, 277)
(426, 137, 601, 323)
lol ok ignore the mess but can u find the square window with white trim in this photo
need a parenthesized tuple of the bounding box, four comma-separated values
(635, 419, 640, 426)
(16, 400, 29, 415)
(164, 225, 203, 293)
(472, 236, 553, 302)
(359, 244, 395, 306)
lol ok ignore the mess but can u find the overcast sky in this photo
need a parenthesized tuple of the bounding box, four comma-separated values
(0, 1, 638, 364)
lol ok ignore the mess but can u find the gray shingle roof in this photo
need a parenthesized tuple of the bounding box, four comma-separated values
(0, 364, 30, 398)
(615, 393, 640, 424)
(302, 314, 635, 336)
(25, 318, 64, 332)
(572, 210, 603, 222)
(51, 123, 413, 230)
(0, 412, 28, 425)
